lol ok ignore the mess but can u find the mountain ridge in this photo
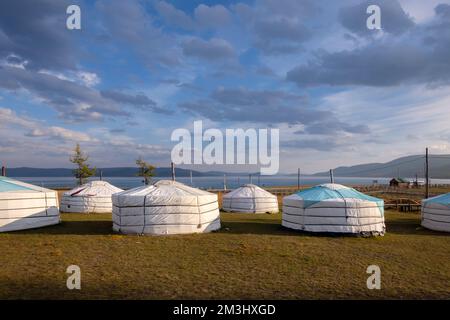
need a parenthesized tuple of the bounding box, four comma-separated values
(312, 154, 450, 179)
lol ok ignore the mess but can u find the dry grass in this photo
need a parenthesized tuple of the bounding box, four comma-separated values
(0, 210, 449, 300)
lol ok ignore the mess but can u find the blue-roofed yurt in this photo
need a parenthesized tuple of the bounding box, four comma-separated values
(282, 183, 385, 236)
(421, 193, 450, 232)
(0, 176, 60, 232)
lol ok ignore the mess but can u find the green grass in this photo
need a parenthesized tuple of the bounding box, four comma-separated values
(0, 211, 449, 299)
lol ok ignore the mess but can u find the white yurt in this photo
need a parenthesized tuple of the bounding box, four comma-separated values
(112, 180, 221, 235)
(421, 193, 450, 232)
(0, 176, 60, 232)
(222, 184, 279, 213)
(282, 184, 385, 235)
(60, 180, 123, 213)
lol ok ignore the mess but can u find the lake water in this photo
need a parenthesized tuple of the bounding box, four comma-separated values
(11, 176, 450, 190)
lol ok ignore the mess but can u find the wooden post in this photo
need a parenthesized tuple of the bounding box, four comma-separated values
(223, 174, 227, 190)
(1, 166, 5, 177)
(297, 168, 300, 190)
(425, 148, 429, 199)
(190, 170, 193, 185)
(99, 170, 103, 181)
(329, 169, 334, 184)
(171, 162, 175, 181)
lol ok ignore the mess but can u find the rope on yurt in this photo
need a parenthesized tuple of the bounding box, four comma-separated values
(252, 186, 256, 213)
(229, 191, 233, 212)
(197, 195, 202, 229)
(142, 194, 148, 235)
(118, 199, 122, 233)
(334, 188, 349, 228)
(44, 190, 48, 216)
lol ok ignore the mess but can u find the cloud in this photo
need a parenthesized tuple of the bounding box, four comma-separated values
(182, 38, 235, 61)
(282, 138, 343, 151)
(255, 0, 320, 19)
(101, 89, 174, 115)
(0, 107, 92, 142)
(287, 5, 450, 87)
(0, 65, 166, 121)
(97, 0, 181, 67)
(155, 1, 195, 30)
(194, 4, 231, 28)
(178, 87, 370, 136)
(155, 2, 231, 30)
(339, 0, 415, 36)
(233, 0, 317, 55)
(211, 87, 306, 107)
(0, 0, 77, 71)
(0, 65, 127, 121)
(295, 121, 370, 135)
(100, 90, 156, 109)
(0, 107, 171, 167)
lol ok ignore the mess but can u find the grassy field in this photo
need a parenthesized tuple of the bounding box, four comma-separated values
(0, 210, 449, 299)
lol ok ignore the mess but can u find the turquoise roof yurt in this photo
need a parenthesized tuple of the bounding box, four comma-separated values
(282, 183, 385, 236)
(421, 193, 450, 232)
(0, 176, 60, 232)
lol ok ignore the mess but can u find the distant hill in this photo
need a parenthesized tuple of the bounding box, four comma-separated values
(4, 167, 257, 178)
(313, 155, 450, 179)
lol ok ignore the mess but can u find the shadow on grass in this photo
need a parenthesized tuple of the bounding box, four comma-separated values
(220, 216, 450, 237)
(219, 220, 301, 236)
(8, 220, 113, 235)
(385, 218, 450, 236)
(219, 220, 366, 238)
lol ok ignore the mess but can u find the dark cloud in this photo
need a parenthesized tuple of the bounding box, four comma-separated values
(287, 6, 450, 87)
(109, 128, 126, 134)
(435, 3, 450, 19)
(0, 65, 126, 121)
(0, 66, 169, 121)
(339, 0, 414, 36)
(254, 0, 320, 19)
(178, 87, 372, 137)
(254, 18, 311, 42)
(182, 38, 235, 61)
(100, 90, 156, 110)
(295, 122, 370, 135)
(233, 0, 317, 55)
(155, 1, 195, 30)
(101, 90, 173, 114)
(97, 0, 180, 67)
(282, 139, 342, 151)
(194, 4, 231, 28)
(0, 0, 77, 71)
(211, 87, 306, 107)
(253, 18, 311, 54)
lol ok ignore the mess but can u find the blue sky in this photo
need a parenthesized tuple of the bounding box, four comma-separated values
(1, 0, 450, 174)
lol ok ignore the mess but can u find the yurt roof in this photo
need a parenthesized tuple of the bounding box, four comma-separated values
(113, 180, 217, 207)
(292, 183, 383, 208)
(224, 184, 276, 198)
(65, 180, 123, 197)
(423, 193, 450, 205)
(0, 176, 51, 193)
(117, 180, 213, 197)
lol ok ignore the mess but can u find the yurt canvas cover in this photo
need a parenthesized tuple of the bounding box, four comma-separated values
(422, 193, 450, 232)
(112, 180, 221, 235)
(0, 176, 60, 232)
(61, 181, 123, 213)
(282, 184, 385, 235)
(222, 184, 279, 213)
